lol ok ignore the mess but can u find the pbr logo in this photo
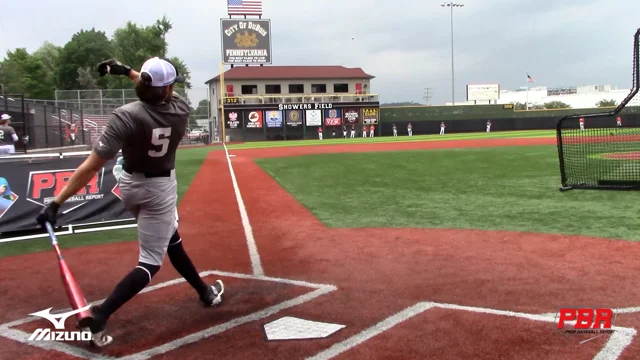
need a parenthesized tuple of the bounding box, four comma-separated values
(27, 306, 92, 342)
(554, 307, 615, 343)
(26, 169, 105, 209)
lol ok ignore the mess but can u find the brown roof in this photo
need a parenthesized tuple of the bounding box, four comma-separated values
(205, 65, 374, 84)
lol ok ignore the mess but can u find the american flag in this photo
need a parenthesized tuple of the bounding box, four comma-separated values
(227, 0, 263, 15)
(527, 73, 535, 83)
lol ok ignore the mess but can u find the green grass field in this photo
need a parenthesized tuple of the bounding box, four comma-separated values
(255, 145, 640, 241)
(225, 129, 555, 150)
(2, 129, 631, 259)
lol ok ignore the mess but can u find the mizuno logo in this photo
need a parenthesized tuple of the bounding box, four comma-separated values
(27, 305, 92, 342)
(29, 305, 91, 330)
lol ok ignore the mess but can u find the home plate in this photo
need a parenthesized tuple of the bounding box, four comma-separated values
(264, 316, 346, 340)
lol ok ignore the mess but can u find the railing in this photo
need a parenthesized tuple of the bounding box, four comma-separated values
(219, 93, 379, 106)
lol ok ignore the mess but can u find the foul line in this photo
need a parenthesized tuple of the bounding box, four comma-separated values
(223, 143, 264, 276)
(306, 302, 637, 360)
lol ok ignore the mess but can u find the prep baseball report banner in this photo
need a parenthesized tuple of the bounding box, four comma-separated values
(0, 153, 134, 234)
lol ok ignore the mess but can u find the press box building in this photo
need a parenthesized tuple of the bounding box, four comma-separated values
(205, 65, 380, 142)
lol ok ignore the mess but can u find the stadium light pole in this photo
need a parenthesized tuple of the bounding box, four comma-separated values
(441, 2, 464, 105)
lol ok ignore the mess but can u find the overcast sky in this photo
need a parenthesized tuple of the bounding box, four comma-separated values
(1, 0, 639, 105)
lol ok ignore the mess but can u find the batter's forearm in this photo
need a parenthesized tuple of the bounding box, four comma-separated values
(53, 166, 98, 205)
(128, 70, 140, 82)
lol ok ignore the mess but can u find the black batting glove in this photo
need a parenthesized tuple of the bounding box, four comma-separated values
(97, 58, 132, 77)
(36, 202, 61, 228)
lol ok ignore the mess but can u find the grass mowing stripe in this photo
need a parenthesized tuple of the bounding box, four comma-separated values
(254, 145, 640, 241)
(0, 146, 213, 258)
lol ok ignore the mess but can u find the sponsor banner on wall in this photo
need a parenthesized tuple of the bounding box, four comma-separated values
(245, 110, 263, 128)
(225, 110, 241, 128)
(343, 108, 360, 125)
(362, 108, 379, 124)
(324, 109, 342, 126)
(286, 110, 302, 126)
(0, 155, 133, 233)
(265, 110, 283, 128)
(305, 110, 322, 126)
(221, 19, 272, 65)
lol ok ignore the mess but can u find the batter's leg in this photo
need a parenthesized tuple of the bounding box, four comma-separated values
(167, 230, 223, 306)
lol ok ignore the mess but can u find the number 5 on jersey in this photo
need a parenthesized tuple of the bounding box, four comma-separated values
(149, 127, 171, 157)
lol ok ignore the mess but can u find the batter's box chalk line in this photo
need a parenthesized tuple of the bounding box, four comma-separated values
(305, 302, 637, 360)
(0, 270, 338, 360)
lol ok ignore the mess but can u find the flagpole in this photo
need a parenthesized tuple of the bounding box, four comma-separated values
(525, 73, 529, 111)
(220, 61, 226, 143)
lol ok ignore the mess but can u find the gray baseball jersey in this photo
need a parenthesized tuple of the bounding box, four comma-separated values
(0, 125, 17, 145)
(93, 93, 189, 172)
(94, 93, 189, 266)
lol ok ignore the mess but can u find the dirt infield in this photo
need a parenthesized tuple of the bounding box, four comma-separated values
(2, 136, 640, 360)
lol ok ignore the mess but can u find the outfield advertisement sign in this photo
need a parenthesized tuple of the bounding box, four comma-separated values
(0, 155, 134, 234)
(466, 84, 500, 101)
(305, 110, 322, 126)
(324, 109, 342, 126)
(362, 108, 379, 124)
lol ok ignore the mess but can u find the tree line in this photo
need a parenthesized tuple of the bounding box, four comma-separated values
(0, 16, 210, 123)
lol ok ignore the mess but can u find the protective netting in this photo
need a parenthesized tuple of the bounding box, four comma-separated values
(557, 28, 640, 190)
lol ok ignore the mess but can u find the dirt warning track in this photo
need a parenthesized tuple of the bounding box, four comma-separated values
(2, 136, 640, 360)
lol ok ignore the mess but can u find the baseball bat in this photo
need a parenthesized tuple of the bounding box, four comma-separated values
(44, 222, 93, 328)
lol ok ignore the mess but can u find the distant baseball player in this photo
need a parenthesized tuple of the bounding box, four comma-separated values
(331, 127, 336, 138)
(440, 122, 446, 135)
(35, 57, 224, 347)
(0, 114, 19, 155)
(66, 122, 78, 145)
(369, 124, 375, 137)
(486, 120, 491, 133)
(342, 125, 347, 138)
(362, 124, 367, 137)
(617, 116, 622, 127)
(407, 122, 413, 136)
(350, 124, 355, 138)
(392, 124, 398, 137)
(318, 126, 323, 140)
(579, 117, 585, 130)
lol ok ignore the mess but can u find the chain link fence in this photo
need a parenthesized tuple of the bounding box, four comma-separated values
(53, 88, 189, 116)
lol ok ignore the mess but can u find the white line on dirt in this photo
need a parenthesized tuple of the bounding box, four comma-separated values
(0, 270, 337, 360)
(223, 143, 264, 276)
(305, 302, 435, 360)
(306, 302, 637, 360)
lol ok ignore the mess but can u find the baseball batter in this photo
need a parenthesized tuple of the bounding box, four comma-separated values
(0, 114, 19, 155)
(35, 57, 224, 347)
